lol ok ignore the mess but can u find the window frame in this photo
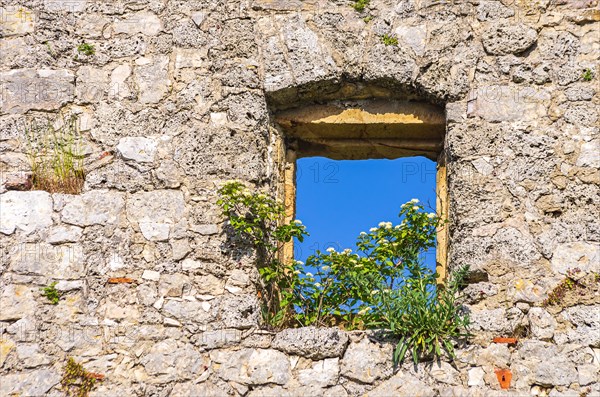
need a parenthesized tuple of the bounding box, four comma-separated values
(272, 100, 449, 284)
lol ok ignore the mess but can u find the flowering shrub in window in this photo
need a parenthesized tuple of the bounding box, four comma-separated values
(218, 181, 470, 364)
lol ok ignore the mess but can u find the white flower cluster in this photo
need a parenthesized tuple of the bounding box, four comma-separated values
(326, 247, 336, 253)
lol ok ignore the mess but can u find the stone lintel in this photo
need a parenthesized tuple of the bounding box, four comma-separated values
(274, 100, 445, 159)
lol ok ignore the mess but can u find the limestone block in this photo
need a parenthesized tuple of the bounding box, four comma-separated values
(195, 329, 242, 349)
(134, 56, 170, 104)
(61, 190, 125, 226)
(213, 294, 260, 329)
(429, 361, 461, 385)
(158, 273, 190, 297)
(192, 224, 219, 235)
(142, 270, 160, 281)
(340, 337, 391, 383)
(272, 327, 349, 360)
(75, 66, 109, 103)
(467, 85, 550, 122)
(577, 363, 599, 386)
(16, 344, 50, 368)
(0, 69, 75, 113)
(174, 48, 206, 69)
(0, 191, 53, 235)
(477, 1, 515, 21)
(109, 64, 132, 100)
(534, 356, 578, 386)
(44, 0, 87, 12)
(577, 140, 600, 168)
(364, 370, 435, 397)
(561, 305, 600, 347)
(155, 160, 182, 188)
(170, 381, 228, 396)
(10, 243, 85, 279)
(528, 308, 557, 340)
(394, 24, 427, 56)
(162, 299, 214, 323)
(482, 21, 537, 55)
(113, 11, 162, 36)
(551, 241, 600, 275)
(215, 348, 291, 385)
(0, 285, 37, 321)
(468, 367, 486, 387)
(0, 6, 35, 36)
(0, 338, 15, 367)
(0, 369, 61, 396)
(194, 274, 225, 295)
(297, 358, 340, 387)
(140, 340, 209, 383)
(46, 225, 83, 244)
(126, 190, 185, 241)
(170, 238, 190, 260)
(117, 137, 158, 163)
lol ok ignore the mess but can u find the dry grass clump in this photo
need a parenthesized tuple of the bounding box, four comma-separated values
(24, 114, 85, 194)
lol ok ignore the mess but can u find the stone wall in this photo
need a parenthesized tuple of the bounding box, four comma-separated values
(0, 0, 599, 396)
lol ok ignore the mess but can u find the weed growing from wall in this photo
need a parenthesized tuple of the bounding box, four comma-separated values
(24, 114, 86, 194)
(352, 0, 370, 12)
(77, 42, 95, 56)
(217, 181, 308, 326)
(581, 68, 594, 81)
(61, 357, 104, 397)
(381, 34, 399, 46)
(41, 282, 61, 305)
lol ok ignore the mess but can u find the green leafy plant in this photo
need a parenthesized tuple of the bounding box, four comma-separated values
(41, 281, 61, 305)
(581, 68, 594, 81)
(24, 113, 86, 194)
(363, 15, 373, 23)
(380, 264, 470, 366)
(218, 183, 471, 364)
(352, 0, 370, 12)
(217, 181, 308, 326)
(77, 42, 95, 56)
(62, 357, 104, 397)
(381, 34, 399, 46)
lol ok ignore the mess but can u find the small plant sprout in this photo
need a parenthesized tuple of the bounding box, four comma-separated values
(581, 68, 594, 81)
(41, 281, 61, 305)
(381, 34, 399, 46)
(77, 42, 95, 56)
(352, 0, 370, 12)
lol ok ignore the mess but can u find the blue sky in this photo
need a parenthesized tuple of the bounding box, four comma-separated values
(294, 156, 437, 271)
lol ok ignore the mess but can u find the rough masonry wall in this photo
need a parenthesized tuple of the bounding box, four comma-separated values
(0, 0, 599, 396)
